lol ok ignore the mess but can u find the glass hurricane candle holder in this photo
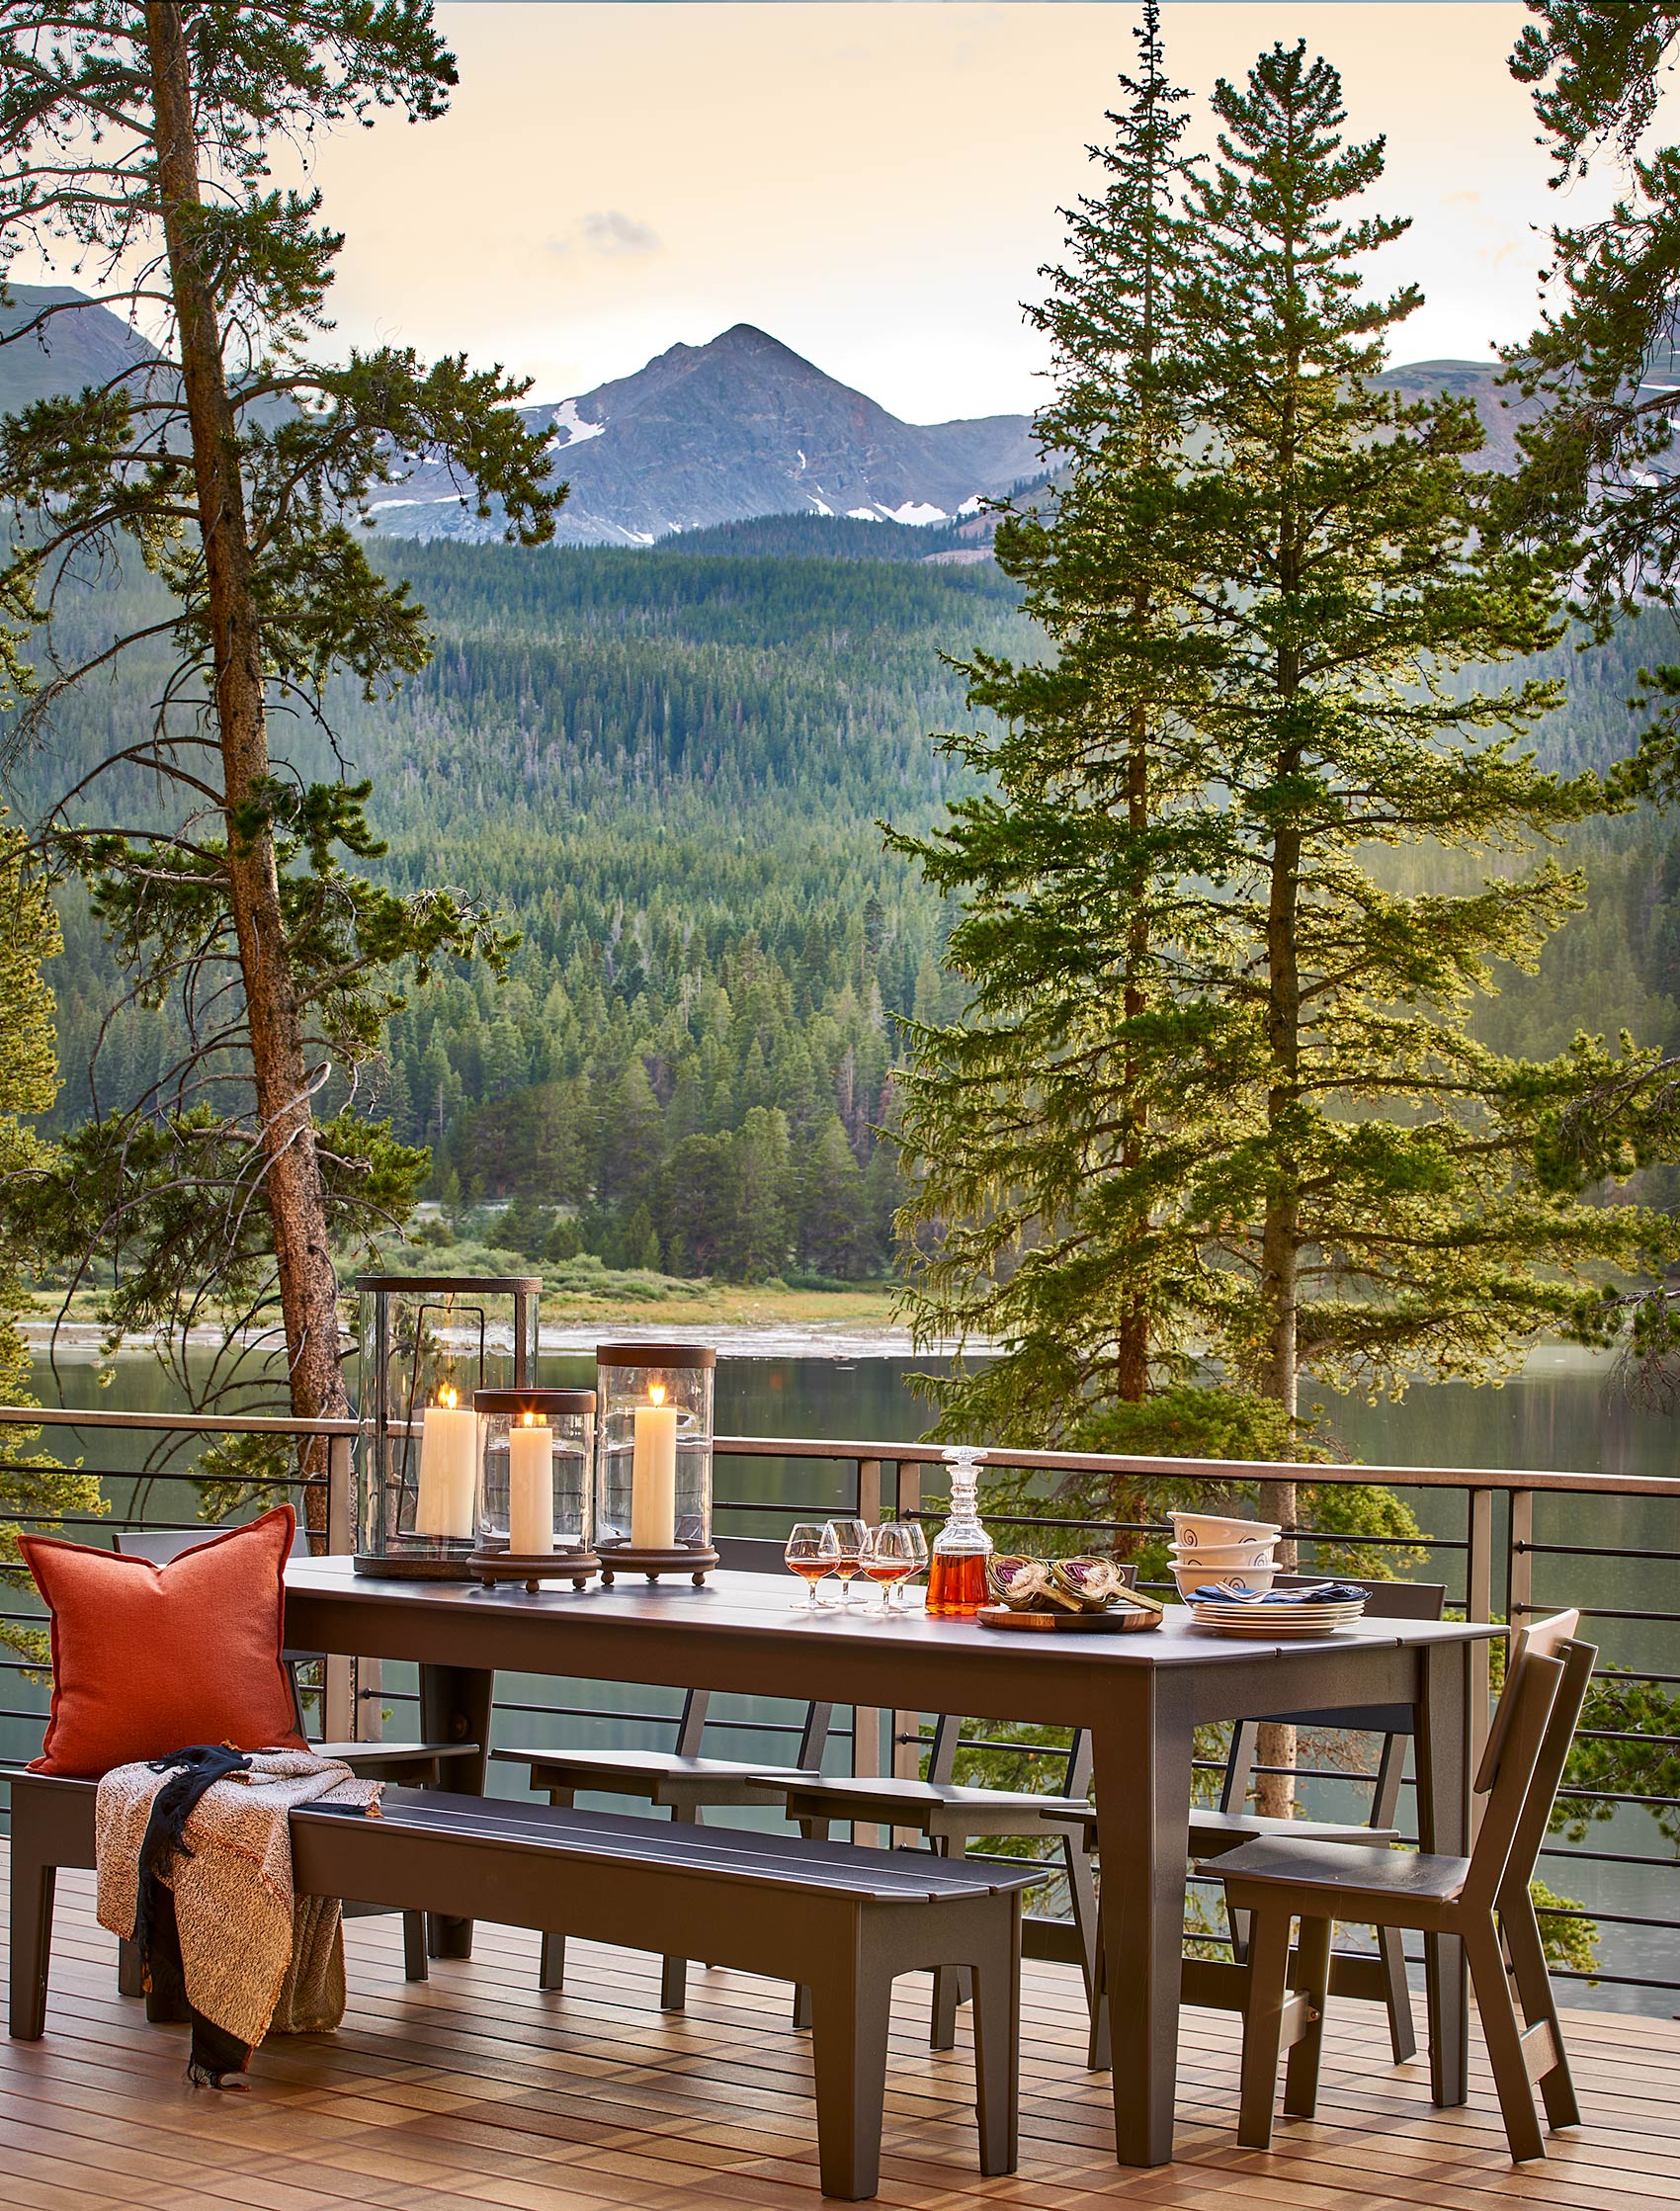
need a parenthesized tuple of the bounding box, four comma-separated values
(468, 1389, 598, 1591)
(594, 1342, 717, 1584)
(353, 1274, 540, 1579)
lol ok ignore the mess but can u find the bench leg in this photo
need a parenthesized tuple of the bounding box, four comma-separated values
(930, 1837, 971, 2050)
(1063, 1830, 1102, 2062)
(10, 1848, 56, 2041)
(792, 1816, 828, 2030)
(117, 1934, 145, 1999)
(969, 1906, 1022, 2177)
(809, 1953, 894, 2201)
(402, 1910, 430, 1984)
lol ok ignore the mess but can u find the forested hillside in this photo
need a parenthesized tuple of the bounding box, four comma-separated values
(14, 534, 1680, 1283)
(25, 540, 1037, 1280)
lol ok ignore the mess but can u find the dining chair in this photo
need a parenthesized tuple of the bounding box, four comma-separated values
(1218, 1609, 1592, 2162)
(114, 1527, 474, 1986)
(492, 1686, 834, 2009)
(1082, 1573, 1448, 2068)
(766, 1710, 1099, 2049)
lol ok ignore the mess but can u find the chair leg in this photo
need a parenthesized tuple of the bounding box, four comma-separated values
(9, 1849, 56, 2041)
(1282, 1915, 1334, 2119)
(1464, 1916, 1547, 2163)
(1086, 1905, 1110, 2072)
(1377, 1923, 1417, 2064)
(1500, 1889, 1579, 2130)
(401, 1910, 429, 1984)
(1236, 1904, 1295, 2151)
(535, 1785, 575, 1994)
(117, 1933, 145, 1999)
(809, 1951, 894, 2201)
(659, 1804, 699, 2011)
(1062, 1830, 1105, 2069)
(968, 1906, 1022, 2177)
(930, 1836, 972, 2050)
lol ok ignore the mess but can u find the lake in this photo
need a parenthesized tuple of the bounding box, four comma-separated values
(8, 1336, 1678, 2014)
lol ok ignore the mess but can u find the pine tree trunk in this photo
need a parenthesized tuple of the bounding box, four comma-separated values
(144, 3, 349, 1528)
(1255, 809, 1302, 1815)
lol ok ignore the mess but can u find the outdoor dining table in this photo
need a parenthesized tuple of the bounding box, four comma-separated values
(284, 1557, 1497, 2169)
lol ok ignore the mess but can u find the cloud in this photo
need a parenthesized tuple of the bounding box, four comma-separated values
(582, 209, 662, 258)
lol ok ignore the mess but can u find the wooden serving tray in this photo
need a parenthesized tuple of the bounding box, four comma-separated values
(976, 1603, 1161, 1634)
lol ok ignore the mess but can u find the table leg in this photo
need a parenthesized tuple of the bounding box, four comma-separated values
(1416, 1638, 1470, 2106)
(419, 1660, 494, 1960)
(1094, 1668, 1196, 2167)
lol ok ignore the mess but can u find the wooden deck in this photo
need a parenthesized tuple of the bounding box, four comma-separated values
(2, 1846, 1675, 2211)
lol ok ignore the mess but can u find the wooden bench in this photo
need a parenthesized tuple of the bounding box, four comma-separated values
(7, 1771, 1031, 2201)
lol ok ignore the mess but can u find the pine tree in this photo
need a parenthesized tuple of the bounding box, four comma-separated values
(891, 1, 1214, 1436)
(0, 5, 561, 1486)
(0, 809, 103, 1650)
(896, 33, 1677, 1646)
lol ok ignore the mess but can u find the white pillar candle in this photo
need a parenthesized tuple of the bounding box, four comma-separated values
(630, 1387, 678, 1550)
(509, 1416, 555, 1554)
(415, 1390, 477, 1540)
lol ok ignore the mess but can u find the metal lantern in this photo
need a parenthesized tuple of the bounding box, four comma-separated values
(353, 1274, 540, 1578)
(594, 1342, 717, 1584)
(467, 1388, 598, 1591)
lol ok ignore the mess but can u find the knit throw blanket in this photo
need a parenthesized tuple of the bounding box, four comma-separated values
(96, 1745, 383, 2084)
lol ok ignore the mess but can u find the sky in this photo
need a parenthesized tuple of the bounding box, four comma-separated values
(16, 2, 1660, 425)
(293, 0, 1613, 423)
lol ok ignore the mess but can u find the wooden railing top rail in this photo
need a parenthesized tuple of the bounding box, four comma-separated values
(0, 1404, 1674, 1498)
(713, 1433, 1680, 1499)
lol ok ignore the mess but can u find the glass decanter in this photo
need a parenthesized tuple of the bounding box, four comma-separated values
(926, 1445, 993, 1618)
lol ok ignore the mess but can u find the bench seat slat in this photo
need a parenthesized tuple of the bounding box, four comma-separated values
(309, 1787, 1041, 1903)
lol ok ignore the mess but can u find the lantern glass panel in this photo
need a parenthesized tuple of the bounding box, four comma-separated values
(594, 1344, 715, 1557)
(354, 1275, 540, 1574)
(475, 1390, 594, 1556)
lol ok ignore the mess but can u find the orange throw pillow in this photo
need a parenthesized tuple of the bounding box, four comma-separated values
(23, 1505, 307, 1778)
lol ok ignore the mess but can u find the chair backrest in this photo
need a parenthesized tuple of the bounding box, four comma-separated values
(1474, 1607, 1580, 1794)
(1217, 1577, 1448, 1819)
(1460, 1642, 1574, 1909)
(674, 1685, 834, 1770)
(1498, 1632, 1597, 1907)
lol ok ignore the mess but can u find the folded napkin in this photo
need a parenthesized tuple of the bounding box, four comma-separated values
(1190, 1580, 1368, 1605)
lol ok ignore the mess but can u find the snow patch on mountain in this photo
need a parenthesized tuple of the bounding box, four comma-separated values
(548, 398, 606, 448)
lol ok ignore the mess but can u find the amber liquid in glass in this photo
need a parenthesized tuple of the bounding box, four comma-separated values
(788, 1560, 835, 1583)
(862, 1561, 912, 1584)
(926, 1551, 990, 1617)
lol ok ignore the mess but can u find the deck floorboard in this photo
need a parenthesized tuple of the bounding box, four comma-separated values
(3, 1847, 1676, 2210)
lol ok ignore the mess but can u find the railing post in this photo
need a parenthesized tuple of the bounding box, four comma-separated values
(851, 1459, 886, 1841)
(322, 1430, 357, 1741)
(890, 1461, 926, 1846)
(1508, 1487, 1534, 1628)
(1466, 1485, 1492, 1837)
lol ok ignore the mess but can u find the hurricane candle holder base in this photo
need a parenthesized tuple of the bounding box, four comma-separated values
(352, 1545, 478, 1581)
(465, 1544, 602, 1593)
(598, 1543, 719, 1587)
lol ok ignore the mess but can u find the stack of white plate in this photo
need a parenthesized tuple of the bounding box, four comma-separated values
(1189, 1593, 1367, 1638)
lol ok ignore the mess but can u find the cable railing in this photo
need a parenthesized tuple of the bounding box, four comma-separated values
(1, 1409, 1676, 2011)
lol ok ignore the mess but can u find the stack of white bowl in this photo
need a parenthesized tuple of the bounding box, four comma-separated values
(1166, 1508, 1281, 1599)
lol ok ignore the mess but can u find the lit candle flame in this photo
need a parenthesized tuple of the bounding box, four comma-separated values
(522, 1406, 536, 1427)
(439, 1384, 458, 1410)
(649, 1383, 667, 1407)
